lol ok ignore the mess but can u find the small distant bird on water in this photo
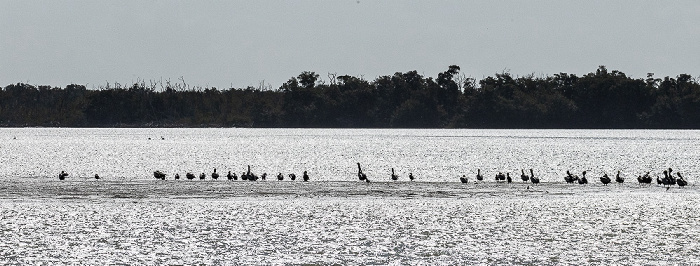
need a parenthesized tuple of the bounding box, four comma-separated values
(199, 173, 205, 180)
(600, 173, 611, 185)
(153, 171, 166, 180)
(277, 172, 284, 181)
(58, 171, 68, 180)
(409, 172, 414, 181)
(459, 175, 468, 183)
(175, 173, 180, 180)
(476, 169, 483, 181)
(211, 168, 219, 180)
(94, 174, 100, 180)
(391, 168, 398, 181)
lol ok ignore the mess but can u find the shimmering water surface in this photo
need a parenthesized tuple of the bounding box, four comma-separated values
(1, 128, 699, 265)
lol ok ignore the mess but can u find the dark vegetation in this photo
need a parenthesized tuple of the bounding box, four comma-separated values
(1, 66, 699, 128)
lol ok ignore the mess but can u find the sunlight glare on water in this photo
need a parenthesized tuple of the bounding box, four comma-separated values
(1, 128, 699, 264)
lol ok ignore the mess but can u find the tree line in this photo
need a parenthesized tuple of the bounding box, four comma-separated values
(1, 66, 699, 128)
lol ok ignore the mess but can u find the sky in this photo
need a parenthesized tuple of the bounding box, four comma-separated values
(2, 1, 699, 89)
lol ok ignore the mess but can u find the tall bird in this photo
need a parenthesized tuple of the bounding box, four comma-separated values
(506, 173, 512, 183)
(211, 168, 219, 180)
(476, 169, 483, 181)
(521, 169, 529, 182)
(460, 175, 468, 183)
(303, 171, 309, 182)
(357, 163, 367, 181)
(529, 169, 540, 184)
(615, 171, 624, 183)
(578, 171, 588, 184)
(600, 173, 611, 185)
(227, 171, 233, 180)
(391, 168, 398, 181)
(409, 173, 415, 181)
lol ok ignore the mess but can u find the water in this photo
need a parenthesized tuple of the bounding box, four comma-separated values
(1, 128, 699, 264)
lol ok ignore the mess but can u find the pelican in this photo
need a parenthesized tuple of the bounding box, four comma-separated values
(677, 172, 687, 187)
(303, 171, 309, 182)
(506, 173, 512, 183)
(529, 169, 540, 184)
(357, 163, 367, 181)
(615, 171, 624, 183)
(520, 169, 529, 182)
(277, 172, 284, 181)
(600, 173, 611, 185)
(261, 173, 267, 181)
(495, 172, 506, 181)
(199, 173, 205, 180)
(391, 168, 398, 181)
(565, 170, 578, 183)
(186, 172, 195, 180)
(227, 171, 233, 180)
(175, 173, 180, 180)
(409, 173, 414, 181)
(211, 168, 219, 180)
(578, 171, 588, 184)
(460, 175, 468, 183)
(94, 174, 100, 180)
(58, 171, 68, 180)
(289, 173, 296, 181)
(241, 172, 248, 181)
(476, 169, 483, 181)
(153, 171, 166, 180)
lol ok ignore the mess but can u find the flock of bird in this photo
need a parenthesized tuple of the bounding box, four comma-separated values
(150, 165, 311, 182)
(56, 163, 689, 188)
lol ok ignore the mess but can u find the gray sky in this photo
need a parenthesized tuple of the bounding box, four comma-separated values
(2, 1, 699, 89)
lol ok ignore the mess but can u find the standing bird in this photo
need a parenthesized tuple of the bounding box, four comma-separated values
(391, 168, 398, 181)
(506, 173, 512, 183)
(459, 175, 468, 183)
(199, 173, 205, 180)
(476, 169, 483, 181)
(277, 172, 284, 181)
(529, 169, 540, 184)
(676, 172, 688, 187)
(409, 173, 414, 181)
(261, 173, 267, 181)
(520, 169, 529, 182)
(211, 168, 219, 180)
(357, 163, 367, 181)
(175, 173, 180, 180)
(303, 171, 309, 182)
(565, 170, 578, 183)
(227, 171, 233, 180)
(289, 173, 296, 181)
(600, 173, 611, 185)
(578, 171, 588, 184)
(615, 171, 624, 183)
